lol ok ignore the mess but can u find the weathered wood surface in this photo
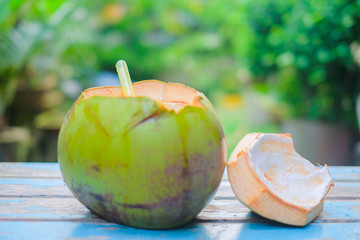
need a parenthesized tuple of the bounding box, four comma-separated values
(0, 163, 360, 240)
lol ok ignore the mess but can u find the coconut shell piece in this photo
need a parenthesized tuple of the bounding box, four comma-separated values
(227, 133, 334, 226)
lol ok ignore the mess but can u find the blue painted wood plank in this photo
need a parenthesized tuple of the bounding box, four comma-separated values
(0, 178, 65, 186)
(1, 197, 360, 223)
(0, 221, 359, 240)
(328, 166, 360, 174)
(217, 180, 360, 199)
(0, 198, 89, 219)
(1, 176, 359, 199)
(222, 166, 360, 181)
(1, 181, 359, 201)
(0, 163, 61, 178)
(0, 177, 358, 187)
(328, 166, 360, 181)
(1, 163, 360, 181)
(1, 164, 360, 240)
(0, 162, 60, 171)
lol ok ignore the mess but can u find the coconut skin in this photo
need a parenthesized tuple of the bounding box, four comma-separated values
(58, 81, 226, 229)
(227, 133, 333, 226)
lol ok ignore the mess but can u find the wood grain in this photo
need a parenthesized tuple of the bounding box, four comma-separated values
(1, 163, 360, 240)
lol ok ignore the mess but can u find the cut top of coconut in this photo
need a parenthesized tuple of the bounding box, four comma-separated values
(81, 80, 204, 112)
(247, 133, 333, 210)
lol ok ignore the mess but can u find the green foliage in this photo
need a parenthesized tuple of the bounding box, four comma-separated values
(94, 0, 253, 94)
(1, 0, 360, 129)
(246, 0, 360, 127)
(0, 0, 98, 116)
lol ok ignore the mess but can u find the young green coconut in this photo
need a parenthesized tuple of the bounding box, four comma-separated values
(227, 133, 334, 226)
(58, 60, 226, 229)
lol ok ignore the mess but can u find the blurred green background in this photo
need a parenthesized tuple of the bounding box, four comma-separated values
(1, 0, 360, 165)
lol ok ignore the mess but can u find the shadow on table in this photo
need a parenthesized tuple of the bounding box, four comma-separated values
(63, 211, 360, 240)
(64, 213, 290, 240)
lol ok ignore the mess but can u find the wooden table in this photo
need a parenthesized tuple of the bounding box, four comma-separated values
(0, 163, 359, 240)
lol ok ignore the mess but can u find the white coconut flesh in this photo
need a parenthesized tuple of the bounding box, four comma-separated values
(227, 133, 334, 226)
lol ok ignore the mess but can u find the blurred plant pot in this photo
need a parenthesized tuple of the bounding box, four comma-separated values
(0, 127, 30, 162)
(281, 119, 356, 166)
(8, 88, 63, 126)
(30, 110, 64, 162)
(32, 128, 59, 162)
(355, 96, 360, 165)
